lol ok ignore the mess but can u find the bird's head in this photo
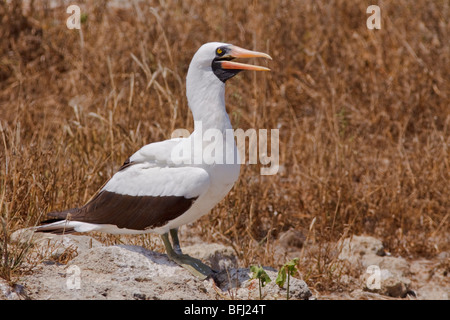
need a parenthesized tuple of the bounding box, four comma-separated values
(188, 42, 272, 83)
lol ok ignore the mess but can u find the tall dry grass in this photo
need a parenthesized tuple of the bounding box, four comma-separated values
(0, 0, 448, 291)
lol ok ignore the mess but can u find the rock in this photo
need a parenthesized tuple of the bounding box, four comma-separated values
(319, 288, 403, 300)
(0, 279, 28, 300)
(411, 283, 449, 300)
(277, 228, 306, 250)
(338, 235, 385, 266)
(183, 243, 238, 271)
(14, 233, 312, 300)
(408, 258, 449, 300)
(11, 229, 101, 248)
(272, 228, 306, 266)
(11, 229, 103, 263)
(21, 245, 217, 300)
(339, 235, 412, 298)
(360, 267, 411, 298)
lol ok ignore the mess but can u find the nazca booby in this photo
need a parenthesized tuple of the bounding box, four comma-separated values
(37, 42, 272, 279)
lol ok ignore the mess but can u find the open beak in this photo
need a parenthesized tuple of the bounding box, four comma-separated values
(220, 45, 272, 71)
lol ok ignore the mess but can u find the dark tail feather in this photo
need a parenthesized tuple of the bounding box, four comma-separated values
(40, 218, 65, 224)
(36, 208, 80, 234)
(46, 207, 79, 220)
(37, 224, 77, 235)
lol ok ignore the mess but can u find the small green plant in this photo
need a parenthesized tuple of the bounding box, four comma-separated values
(276, 258, 299, 300)
(80, 13, 88, 24)
(250, 265, 271, 300)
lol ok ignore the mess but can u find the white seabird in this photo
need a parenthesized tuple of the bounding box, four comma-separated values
(37, 42, 272, 279)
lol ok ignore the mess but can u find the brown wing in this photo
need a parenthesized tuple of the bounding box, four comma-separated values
(48, 190, 197, 230)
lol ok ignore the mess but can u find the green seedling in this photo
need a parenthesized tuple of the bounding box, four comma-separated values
(276, 258, 299, 300)
(250, 265, 271, 300)
(80, 13, 88, 24)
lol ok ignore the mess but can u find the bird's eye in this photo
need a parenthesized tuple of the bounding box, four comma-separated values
(216, 47, 225, 56)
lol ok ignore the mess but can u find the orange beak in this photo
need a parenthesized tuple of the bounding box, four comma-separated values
(220, 45, 272, 71)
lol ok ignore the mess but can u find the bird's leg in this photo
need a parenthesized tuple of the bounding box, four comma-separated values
(169, 228, 182, 255)
(161, 232, 213, 280)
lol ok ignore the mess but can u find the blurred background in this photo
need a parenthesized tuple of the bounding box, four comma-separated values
(0, 0, 448, 294)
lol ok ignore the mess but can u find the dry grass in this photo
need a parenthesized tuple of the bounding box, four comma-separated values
(0, 0, 448, 292)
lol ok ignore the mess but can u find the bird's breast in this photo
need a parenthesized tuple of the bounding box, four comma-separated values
(203, 138, 240, 200)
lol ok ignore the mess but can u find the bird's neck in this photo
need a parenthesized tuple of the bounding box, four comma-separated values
(186, 72, 232, 133)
